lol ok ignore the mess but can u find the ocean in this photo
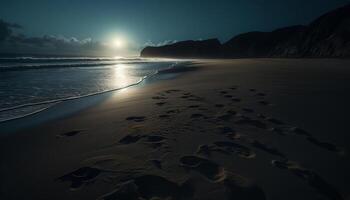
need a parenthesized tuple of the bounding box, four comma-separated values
(0, 57, 181, 122)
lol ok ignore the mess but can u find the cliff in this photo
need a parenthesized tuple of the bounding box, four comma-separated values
(141, 39, 221, 58)
(140, 4, 350, 58)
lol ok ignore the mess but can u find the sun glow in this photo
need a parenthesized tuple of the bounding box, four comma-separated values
(112, 38, 125, 49)
(104, 32, 135, 56)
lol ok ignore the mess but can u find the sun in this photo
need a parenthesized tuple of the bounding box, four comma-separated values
(112, 38, 125, 49)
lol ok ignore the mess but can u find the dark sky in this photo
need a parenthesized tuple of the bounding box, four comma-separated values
(0, 0, 349, 56)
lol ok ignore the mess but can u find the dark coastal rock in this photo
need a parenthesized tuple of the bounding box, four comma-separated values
(140, 39, 222, 58)
(224, 2, 350, 58)
(222, 25, 307, 58)
(298, 3, 350, 57)
(140, 4, 350, 58)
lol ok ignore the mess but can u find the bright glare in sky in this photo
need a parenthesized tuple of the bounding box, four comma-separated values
(112, 38, 125, 49)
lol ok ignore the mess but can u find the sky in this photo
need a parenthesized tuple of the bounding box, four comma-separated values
(0, 0, 349, 56)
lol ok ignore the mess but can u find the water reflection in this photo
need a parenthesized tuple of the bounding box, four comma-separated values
(113, 64, 130, 88)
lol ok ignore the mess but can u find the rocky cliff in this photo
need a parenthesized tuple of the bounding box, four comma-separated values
(141, 39, 221, 58)
(140, 4, 350, 58)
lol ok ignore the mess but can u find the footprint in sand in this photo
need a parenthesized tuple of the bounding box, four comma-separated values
(165, 89, 182, 93)
(181, 95, 191, 99)
(215, 104, 224, 108)
(159, 114, 171, 119)
(149, 159, 162, 169)
(197, 141, 255, 159)
(242, 108, 254, 113)
(191, 113, 205, 119)
(256, 92, 266, 97)
(251, 140, 285, 158)
(289, 127, 311, 136)
(269, 127, 286, 135)
(235, 116, 267, 129)
(179, 155, 225, 181)
(152, 96, 167, 100)
(227, 109, 237, 115)
(166, 109, 180, 114)
(227, 132, 242, 141)
(155, 92, 166, 97)
(212, 141, 256, 159)
(58, 167, 102, 190)
(98, 175, 193, 200)
(216, 110, 237, 121)
(119, 134, 144, 144)
(120, 134, 166, 147)
(266, 118, 284, 125)
(258, 100, 271, 106)
(257, 114, 267, 119)
(231, 97, 242, 102)
(187, 96, 203, 102)
(180, 92, 195, 98)
(217, 126, 236, 134)
(143, 135, 167, 149)
(220, 172, 266, 200)
(196, 144, 212, 156)
(217, 126, 241, 140)
(270, 124, 312, 137)
(155, 102, 167, 106)
(272, 160, 344, 200)
(188, 104, 200, 108)
(126, 116, 146, 122)
(306, 137, 343, 154)
(216, 113, 234, 121)
(58, 130, 83, 138)
(144, 135, 166, 143)
(179, 155, 266, 199)
(180, 92, 201, 101)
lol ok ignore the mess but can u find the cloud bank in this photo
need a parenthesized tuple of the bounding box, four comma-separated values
(0, 19, 181, 57)
(0, 19, 21, 42)
(0, 19, 133, 56)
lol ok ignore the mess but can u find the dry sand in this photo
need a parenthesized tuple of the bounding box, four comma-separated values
(1, 59, 350, 200)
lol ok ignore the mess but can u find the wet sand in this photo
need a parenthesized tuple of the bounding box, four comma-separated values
(1, 59, 350, 200)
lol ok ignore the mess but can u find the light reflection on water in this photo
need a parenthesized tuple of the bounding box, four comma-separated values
(112, 64, 131, 88)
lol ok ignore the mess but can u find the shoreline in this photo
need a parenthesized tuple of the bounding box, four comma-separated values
(1, 59, 350, 200)
(0, 60, 191, 133)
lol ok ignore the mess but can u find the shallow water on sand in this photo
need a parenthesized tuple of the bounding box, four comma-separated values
(0, 57, 180, 122)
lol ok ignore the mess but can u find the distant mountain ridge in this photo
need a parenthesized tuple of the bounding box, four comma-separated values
(141, 4, 350, 58)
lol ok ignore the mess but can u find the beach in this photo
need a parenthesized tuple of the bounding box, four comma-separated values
(1, 59, 350, 200)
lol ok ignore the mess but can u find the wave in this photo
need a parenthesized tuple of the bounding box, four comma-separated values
(0, 62, 181, 123)
(0, 61, 151, 71)
(0, 56, 144, 63)
(0, 57, 180, 71)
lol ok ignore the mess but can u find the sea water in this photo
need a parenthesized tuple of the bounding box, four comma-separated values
(0, 57, 180, 122)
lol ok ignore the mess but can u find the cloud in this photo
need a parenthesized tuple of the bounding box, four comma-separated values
(0, 19, 134, 56)
(143, 39, 178, 47)
(8, 34, 100, 49)
(0, 19, 21, 42)
(2, 35, 105, 56)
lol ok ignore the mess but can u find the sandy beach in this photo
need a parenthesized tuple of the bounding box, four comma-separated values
(1, 59, 350, 200)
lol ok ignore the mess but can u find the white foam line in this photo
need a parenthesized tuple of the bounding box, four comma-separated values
(0, 103, 58, 123)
